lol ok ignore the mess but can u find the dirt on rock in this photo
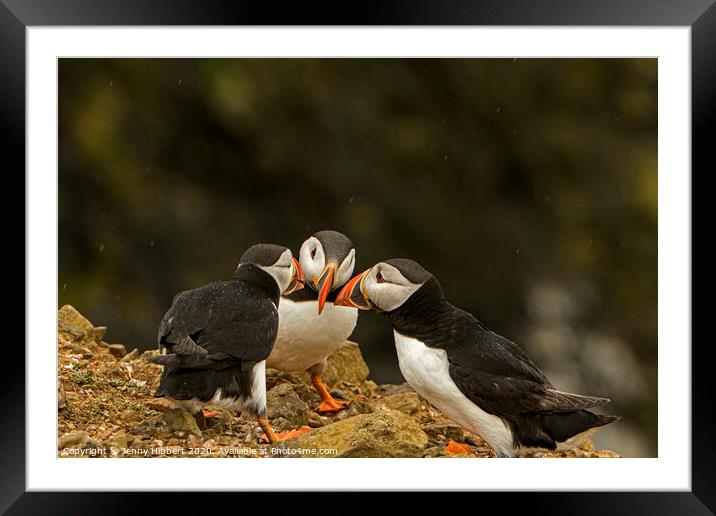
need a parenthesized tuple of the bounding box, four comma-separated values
(57, 305, 621, 459)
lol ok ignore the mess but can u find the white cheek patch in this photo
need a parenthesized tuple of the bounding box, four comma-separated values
(364, 264, 423, 312)
(299, 237, 325, 287)
(263, 264, 292, 294)
(334, 249, 356, 288)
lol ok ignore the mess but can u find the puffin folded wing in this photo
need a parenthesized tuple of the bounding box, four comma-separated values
(538, 389, 611, 413)
(448, 363, 619, 452)
(448, 364, 554, 417)
(150, 336, 238, 370)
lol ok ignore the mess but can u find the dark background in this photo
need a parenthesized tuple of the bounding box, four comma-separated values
(58, 58, 657, 457)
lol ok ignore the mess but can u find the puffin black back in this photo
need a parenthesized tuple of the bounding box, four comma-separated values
(233, 263, 281, 306)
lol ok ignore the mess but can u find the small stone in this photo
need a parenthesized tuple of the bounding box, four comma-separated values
(267, 384, 309, 427)
(464, 432, 488, 447)
(92, 326, 107, 343)
(424, 446, 448, 457)
(141, 349, 161, 360)
(121, 348, 139, 362)
(186, 434, 203, 448)
(421, 422, 465, 443)
(58, 431, 90, 450)
(330, 389, 347, 400)
(306, 413, 330, 428)
(163, 409, 202, 438)
(376, 392, 424, 415)
(108, 344, 127, 358)
(106, 434, 128, 451)
(335, 399, 374, 420)
(379, 383, 415, 396)
(127, 379, 146, 388)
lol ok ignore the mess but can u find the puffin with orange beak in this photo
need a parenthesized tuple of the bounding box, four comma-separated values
(336, 259, 620, 457)
(267, 230, 359, 413)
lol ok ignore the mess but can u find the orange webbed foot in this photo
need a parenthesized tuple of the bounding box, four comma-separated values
(316, 397, 351, 414)
(260, 426, 312, 443)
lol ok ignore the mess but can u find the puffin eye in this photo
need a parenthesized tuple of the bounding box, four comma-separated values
(376, 271, 385, 283)
(311, 248, 316, 259)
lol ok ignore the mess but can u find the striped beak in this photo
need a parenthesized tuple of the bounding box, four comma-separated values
(284, 257, 305, 295)
(315, 263, 337, 314)
(334, 269, 374, 310)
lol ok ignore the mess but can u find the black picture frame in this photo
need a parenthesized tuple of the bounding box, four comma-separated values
(4, 1, 714, 513)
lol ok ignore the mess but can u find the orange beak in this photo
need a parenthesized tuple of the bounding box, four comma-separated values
(284, 257, 306, 295)
(334, 269, 374, 310)
(315, 263, 337, 314)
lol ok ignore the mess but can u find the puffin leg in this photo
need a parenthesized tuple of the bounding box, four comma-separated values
(258, 416, 279, 445)
(193, 410, 221, 429)
(311, 373, 351, 414)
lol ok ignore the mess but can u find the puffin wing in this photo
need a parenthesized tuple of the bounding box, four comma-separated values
(156, 281, 278, 368)
(447, 319, 610, 417)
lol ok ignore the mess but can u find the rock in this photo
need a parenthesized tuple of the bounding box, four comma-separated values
(58, 387, 66, 410)
(306, 413, 331, 428)
(376, 392, 424, 415)
(279, 409, 428, 457)
(330, 389, 348, 400)
(335, 399, 374, 420)
(421, 422, 465, 443)
(108, 344, 127, 358)
(121, 348, 139, 362)
(321, 341, 369, 387)
(569, 439, 621, 458)
(106, 434, 128, 452)
(424, 446, 448, 457)
(379, 383, 415, 396)
(92, 326, 107, 343)
(265, 369, 305, 390)
(58, 431, 91, 449)
(141, 349, 161, 360)
(267, 384, 309, 427)
(163, 409, 202, 438)
(186, 434, 203, 448)
(57, 305, 95, 342)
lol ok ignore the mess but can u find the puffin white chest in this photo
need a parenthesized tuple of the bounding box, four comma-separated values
(268, 299, 358, 372)
(393, 331, 515, 457)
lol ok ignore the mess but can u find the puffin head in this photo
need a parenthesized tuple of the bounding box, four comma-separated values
(238, 244, 305, 295)
(298, 230, 356, 314)
(335, 258, 432, 313)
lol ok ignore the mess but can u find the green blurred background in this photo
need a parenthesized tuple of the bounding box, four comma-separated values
(58, 58, 657, 457)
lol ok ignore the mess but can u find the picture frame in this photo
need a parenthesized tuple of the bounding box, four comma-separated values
(5, 0, 713, 512)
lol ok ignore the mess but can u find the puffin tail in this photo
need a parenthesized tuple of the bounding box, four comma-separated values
(543, 411, 621, 447)
(151, 352, 249, 404)
(514, 411, 621, 452)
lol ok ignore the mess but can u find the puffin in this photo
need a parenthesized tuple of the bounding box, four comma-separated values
(151, 243, 305, 444)
(335, 258, 620, 457)
(267, 230, 359, 413)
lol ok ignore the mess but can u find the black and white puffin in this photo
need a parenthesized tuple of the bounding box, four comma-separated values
(151, 243, 305, 444)
(335, 258, 620, 457)
(267, 230, 358, 413)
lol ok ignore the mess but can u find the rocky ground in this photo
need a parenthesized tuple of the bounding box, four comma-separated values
(57, 305, 620, 459)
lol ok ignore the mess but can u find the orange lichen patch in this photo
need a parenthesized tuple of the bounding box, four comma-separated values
(447, 440, 473, 455)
